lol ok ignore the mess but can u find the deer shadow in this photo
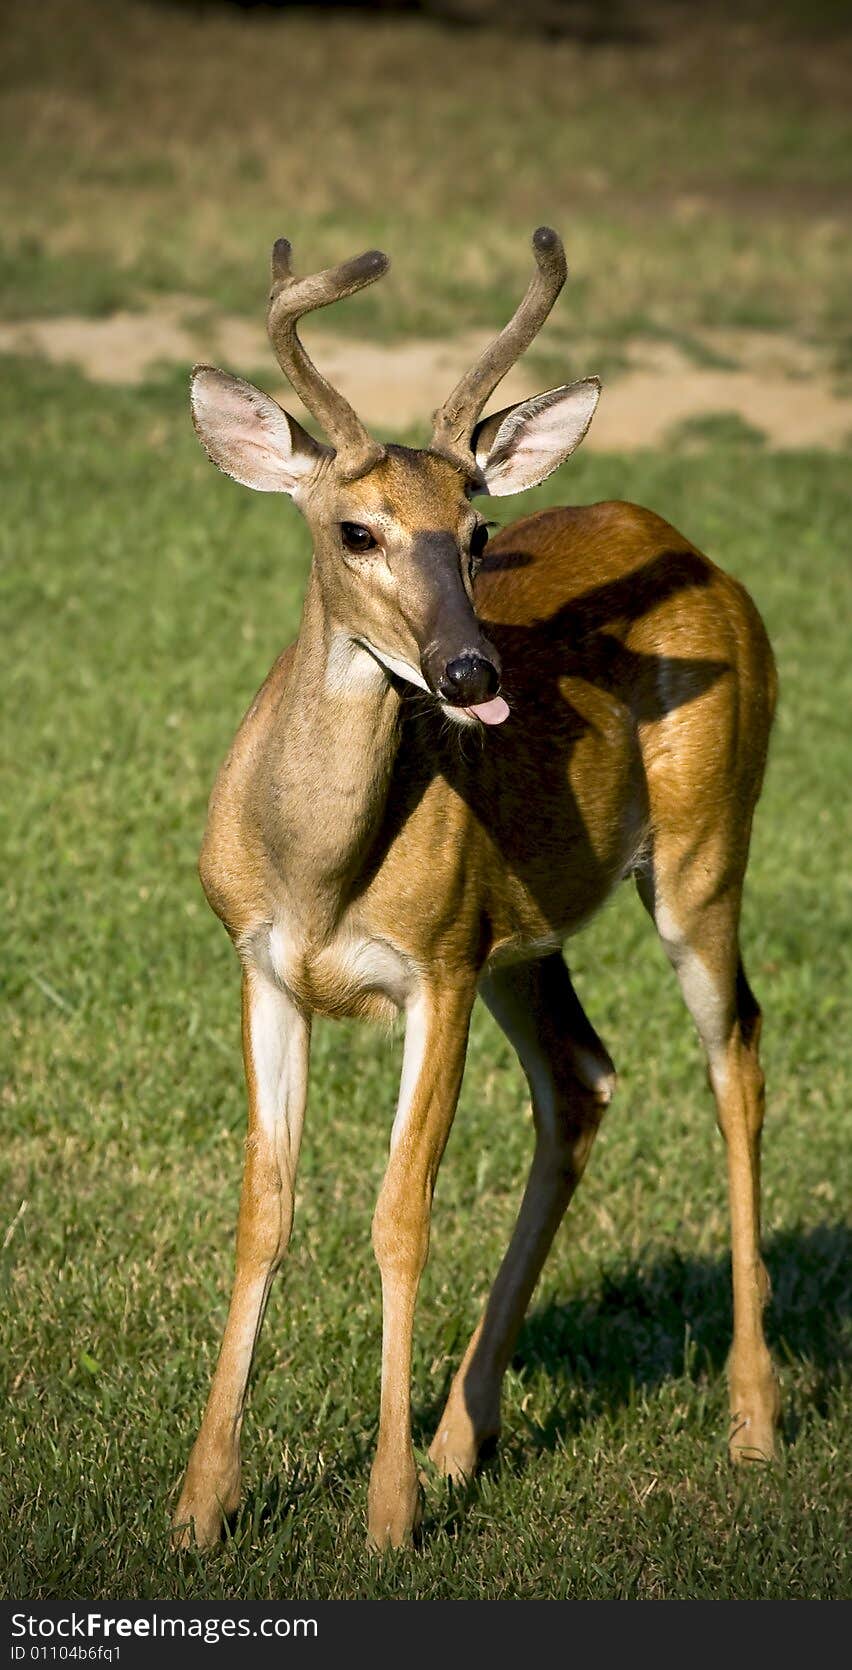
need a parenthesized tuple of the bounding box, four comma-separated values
(411, 1221, 851, 1466)
(239, 1222, 849, 1542)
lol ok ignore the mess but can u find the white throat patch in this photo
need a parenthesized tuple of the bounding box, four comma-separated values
(355, 638, 430, 693)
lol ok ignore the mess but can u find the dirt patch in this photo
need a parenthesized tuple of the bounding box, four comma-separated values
(2, 306, 850, 451)
(0, 307, 196, 386)
(588, 336, 852, 451)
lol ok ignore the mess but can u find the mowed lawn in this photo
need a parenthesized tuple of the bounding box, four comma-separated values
(1, 360, 849, 1599)
(2, 0, 851, 1605)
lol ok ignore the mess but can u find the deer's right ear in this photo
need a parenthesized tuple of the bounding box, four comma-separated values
(190, 366, 327, 495)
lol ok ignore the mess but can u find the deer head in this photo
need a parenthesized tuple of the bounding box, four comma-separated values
(190, 228, 600, 726)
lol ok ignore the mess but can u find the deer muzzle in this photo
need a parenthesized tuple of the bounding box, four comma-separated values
(439, 654, 500, 706)
(404, 533, 507, 723)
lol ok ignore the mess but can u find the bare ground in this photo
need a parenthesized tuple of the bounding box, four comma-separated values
(2, 305, 850, 450)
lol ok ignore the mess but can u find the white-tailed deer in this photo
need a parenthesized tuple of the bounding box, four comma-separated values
(173, 228, 780, 1553)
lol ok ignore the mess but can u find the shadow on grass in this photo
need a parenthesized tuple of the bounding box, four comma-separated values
(412, 1221, 851, 1458)
(240, 1223, 849, 1539)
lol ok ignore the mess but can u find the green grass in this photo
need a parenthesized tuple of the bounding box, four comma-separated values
(2, 0, 849, 1601)
(1, 361, 849, 1599)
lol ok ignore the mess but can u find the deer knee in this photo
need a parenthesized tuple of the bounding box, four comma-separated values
(538, 1071, 613, 1187)
(712, 1033, 765, 1145)
(570, 1047, 617, 1108)
(372, 1171, 429, 1285)
(743, 1055, 766, 1141)
(237, 1138, 293, 1271)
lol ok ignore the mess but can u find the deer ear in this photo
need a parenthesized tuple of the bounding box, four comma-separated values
(190, 366, 327, 495)
(471, 378, 600, 497)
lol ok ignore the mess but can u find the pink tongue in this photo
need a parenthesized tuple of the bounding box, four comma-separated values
(465, 695, 510, 726)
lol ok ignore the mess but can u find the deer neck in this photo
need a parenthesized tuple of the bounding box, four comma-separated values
(261, 567, 404, 923)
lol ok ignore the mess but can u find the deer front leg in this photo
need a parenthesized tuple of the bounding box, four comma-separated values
(173, 970, 310, 1549)
(367, 983, 474, 1552)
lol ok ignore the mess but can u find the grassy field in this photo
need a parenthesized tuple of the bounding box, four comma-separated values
(1, 0, 850, 1604)
(1, 0, 851, 370)
(1, 360, 849, 1600)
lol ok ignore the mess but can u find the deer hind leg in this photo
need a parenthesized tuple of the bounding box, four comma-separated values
(368, 982, 475, 1551)
(429, 953, 616, 1483)
(172, 970, 310, 1549)
(636, 858, 780, 1461)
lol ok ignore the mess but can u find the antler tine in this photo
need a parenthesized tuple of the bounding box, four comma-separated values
(267, 238, 390, 478)
(431, 226, 568, 475)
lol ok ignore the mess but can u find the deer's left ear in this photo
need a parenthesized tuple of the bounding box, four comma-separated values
(471, 377, 601, 497)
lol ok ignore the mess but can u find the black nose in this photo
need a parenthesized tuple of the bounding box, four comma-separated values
(439, 654, 500, 706)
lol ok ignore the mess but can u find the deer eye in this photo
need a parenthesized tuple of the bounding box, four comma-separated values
(340, 521, 377, 554)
